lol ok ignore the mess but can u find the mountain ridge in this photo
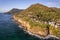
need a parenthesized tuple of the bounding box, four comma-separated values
(5, 8, 24, 14)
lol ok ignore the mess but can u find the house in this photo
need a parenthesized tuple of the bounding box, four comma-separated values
(49, 21, 56, 27)
(55, 21, 60, 28)
(48, 20, 60, 28)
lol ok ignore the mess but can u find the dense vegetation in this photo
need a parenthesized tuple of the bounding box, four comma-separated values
(16, 3, 60, 21)
(14, 3, 60, 37)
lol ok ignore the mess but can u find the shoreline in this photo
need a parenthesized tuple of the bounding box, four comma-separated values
(13, 16, 60, 39)
(18, 25, 60, 39)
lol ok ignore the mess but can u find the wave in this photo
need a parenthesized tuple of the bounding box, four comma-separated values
(18, 25, 60, 39)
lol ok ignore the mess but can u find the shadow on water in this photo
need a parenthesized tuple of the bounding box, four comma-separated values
(0, 13, 59, 40)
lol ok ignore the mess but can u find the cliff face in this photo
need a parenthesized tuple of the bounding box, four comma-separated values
(13, 3, 60, 38)
(13, 15, 48, 37)
(13, 15, 60, 38)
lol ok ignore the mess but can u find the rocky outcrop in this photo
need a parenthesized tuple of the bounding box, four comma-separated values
(13, 15, 50, 37)
(13, 15, 60, 39)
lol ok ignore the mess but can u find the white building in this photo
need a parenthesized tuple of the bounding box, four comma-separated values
(48, 21, 60, 28)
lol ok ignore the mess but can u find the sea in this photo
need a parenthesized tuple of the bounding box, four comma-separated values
(0, 13, 59, 40)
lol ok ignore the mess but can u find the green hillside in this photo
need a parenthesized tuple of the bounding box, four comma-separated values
(16, 3, 60, 21)
(14, 3, 60, 37)
(5, 8, 23, 14)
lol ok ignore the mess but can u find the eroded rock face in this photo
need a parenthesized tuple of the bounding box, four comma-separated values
(13, 15, 49, 37)
(13, 15, 60, 39)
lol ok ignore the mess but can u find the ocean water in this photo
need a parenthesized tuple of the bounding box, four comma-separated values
(0, 13, 41, 40)
(0, 13, 59, 40)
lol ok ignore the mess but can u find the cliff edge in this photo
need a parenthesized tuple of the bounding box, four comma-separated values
(13, 3, 60, 38)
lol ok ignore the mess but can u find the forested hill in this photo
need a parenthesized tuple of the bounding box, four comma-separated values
(15, 3, 60, 22)
(13, 3, 60, 38)
(5, 8, 24, 14)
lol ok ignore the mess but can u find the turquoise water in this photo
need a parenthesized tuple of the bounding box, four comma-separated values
(0, 13, 59, 40)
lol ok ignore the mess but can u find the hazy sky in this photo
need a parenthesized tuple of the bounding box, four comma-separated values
(0, 0, 60, 12)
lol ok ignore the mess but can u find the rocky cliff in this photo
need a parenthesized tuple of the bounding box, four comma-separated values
(13, 15, 48, 37)
(13, 3, 60, 38)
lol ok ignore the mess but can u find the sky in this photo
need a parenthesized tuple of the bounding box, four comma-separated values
(0, 0, 60, 12)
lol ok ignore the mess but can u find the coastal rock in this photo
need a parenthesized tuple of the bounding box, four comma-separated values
(13, 15, 49, 37)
